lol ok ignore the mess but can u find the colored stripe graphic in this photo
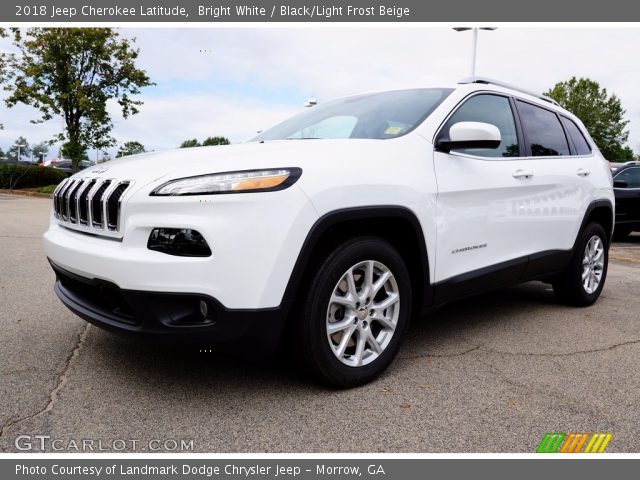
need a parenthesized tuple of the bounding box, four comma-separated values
(538, 433, 613, 453)
(584, 433, 613, 453)
(536, 433, 566, 453)
(572, 434, 590, 453)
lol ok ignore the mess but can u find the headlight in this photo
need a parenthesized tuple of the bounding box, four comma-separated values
(150, 168, 302, 196)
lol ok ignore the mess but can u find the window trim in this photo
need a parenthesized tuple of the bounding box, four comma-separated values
(434, 90, 595, 161)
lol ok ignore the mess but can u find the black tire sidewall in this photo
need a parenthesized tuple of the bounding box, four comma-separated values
(300, 237, 412, 388)
(569, 222, 609, 306)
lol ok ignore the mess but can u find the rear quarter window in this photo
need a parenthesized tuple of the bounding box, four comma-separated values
(560, 116, 592, 155)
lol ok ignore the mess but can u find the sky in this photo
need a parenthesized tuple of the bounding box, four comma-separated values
(1, 27, 640, 161)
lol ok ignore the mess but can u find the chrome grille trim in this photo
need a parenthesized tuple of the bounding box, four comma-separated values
(52, 177, 133, 238)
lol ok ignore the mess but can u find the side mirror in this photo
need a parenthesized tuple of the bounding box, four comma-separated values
(614, 180, 628, 188)
(436, 121, 501, 153)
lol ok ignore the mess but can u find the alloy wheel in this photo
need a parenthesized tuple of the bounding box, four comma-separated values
(326, 260, 400, 367)
(582, 235, 605, 294)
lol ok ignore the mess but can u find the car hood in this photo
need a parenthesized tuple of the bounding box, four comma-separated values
(75, 139, 413, 190)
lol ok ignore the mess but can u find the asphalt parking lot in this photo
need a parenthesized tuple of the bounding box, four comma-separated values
(1, 193, 639, 453)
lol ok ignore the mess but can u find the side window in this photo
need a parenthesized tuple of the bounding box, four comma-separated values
(614, 168, 640, 188)
(516, 100, 570, 156)
(442, 94, 519, 158)
(560, 116, 592, 155)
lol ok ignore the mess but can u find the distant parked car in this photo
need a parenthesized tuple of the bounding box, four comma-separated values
(610, 162, 624, 173)
(51, 160, 95, 175)
(612, 164, 640, 239)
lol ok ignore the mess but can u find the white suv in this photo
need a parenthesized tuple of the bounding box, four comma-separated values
(44, 77, 614, 387)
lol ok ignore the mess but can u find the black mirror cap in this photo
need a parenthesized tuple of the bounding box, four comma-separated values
(613, 180, 628, 188)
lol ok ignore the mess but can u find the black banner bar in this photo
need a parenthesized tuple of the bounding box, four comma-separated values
(3, 459, 640, 480)
(3, 0, 640, 22)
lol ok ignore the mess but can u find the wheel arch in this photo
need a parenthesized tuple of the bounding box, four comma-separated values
(281, 206, 432, 313)
(577, 199, 614, 247)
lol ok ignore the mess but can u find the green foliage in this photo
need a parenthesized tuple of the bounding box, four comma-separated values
(31, 141, 49, 162)
(36, 184, 58, 194)
(0, 163, 67, 189)
(117, 140, 146, 158)
(180, 137, 230, 148)
(180, 139, 200, 148)
(544, 77, 633, 160)
(0, 28, 7, 128)
(60, 142, 89, 161)
(6, 136, 31, 161)
(4, 28, 154, 171)
(202, 136, 230, 146)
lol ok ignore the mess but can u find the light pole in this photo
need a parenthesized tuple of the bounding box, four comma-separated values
(14, 143, 26, 163)
(453, 27, 497, 76)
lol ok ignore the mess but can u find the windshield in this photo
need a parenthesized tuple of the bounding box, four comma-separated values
(252, 88, 453, 142)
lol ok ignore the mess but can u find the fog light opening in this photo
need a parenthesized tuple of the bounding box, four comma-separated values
(147, 228, 212, 257)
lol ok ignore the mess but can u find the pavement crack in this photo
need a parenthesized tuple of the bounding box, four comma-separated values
(0, 323, 90, 443)
(478, 338, 640, 357)
(475, 356, 610, 419)
(399, 338, 640, 362)
(400, 344, 481, 360)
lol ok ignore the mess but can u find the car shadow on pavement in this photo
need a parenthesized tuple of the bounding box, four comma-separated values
(613, 232, 640, 245)
(83, 280, 560, 391)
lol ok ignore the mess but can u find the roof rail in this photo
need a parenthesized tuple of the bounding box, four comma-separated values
(458, 76, 560, 106)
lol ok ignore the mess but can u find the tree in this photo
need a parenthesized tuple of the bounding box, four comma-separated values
(180, 139, 200, 148)
(4, 28, 153, 172)
(0, 28, 7, 129)
(544, 77, 633, 161)
(31, 142, 49, 163)
(202, 136, 230, 146)
(117, 140, 146, 158)
(60, 142, 89, 161)
(0, 147, 5, 160)
(7, 136, 31, 162)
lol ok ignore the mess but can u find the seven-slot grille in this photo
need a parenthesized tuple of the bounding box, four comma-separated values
(53, 178, 132, 237)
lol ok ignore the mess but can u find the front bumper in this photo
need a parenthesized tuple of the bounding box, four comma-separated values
(50, 261, 289, 353)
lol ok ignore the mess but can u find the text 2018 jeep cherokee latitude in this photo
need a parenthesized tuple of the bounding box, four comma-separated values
(44, 77, 614, 387)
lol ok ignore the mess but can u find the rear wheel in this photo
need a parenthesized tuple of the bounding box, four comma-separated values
(297, 237, 411, 388)
(553, 222, 608, 306)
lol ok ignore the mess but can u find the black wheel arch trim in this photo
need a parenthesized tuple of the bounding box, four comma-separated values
(280, 205, 432, 309)
(577, 198, 614, 246)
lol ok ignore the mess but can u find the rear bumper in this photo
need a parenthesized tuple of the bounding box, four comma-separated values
(50, 260, 289, 354)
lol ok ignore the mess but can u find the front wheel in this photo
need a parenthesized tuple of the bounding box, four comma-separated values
(553, 222, 609, 306)
(297, 237, 412, 388)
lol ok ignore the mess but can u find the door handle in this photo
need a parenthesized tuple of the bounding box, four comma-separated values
(512, 170, 534, 179)
(576, 168, 591, 177)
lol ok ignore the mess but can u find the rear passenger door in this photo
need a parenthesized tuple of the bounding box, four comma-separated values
(514, 100, 596, 254)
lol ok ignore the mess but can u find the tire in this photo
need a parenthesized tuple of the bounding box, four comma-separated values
(613, 228, 631, 241)
(553, 222, 608, 307)
(296, 236, 412, 388)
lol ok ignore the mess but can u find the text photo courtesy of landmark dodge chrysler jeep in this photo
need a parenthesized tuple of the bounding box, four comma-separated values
(44, 77, 614, 387)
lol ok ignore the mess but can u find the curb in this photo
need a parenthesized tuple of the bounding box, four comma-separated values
(0, 189, 53, 199)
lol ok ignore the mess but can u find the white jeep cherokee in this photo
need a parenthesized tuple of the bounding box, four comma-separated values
(44, 77, 614, 387)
